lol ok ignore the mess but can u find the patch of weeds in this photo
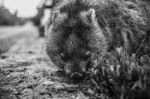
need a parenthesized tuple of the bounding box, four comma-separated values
(86, 52, 150, 99)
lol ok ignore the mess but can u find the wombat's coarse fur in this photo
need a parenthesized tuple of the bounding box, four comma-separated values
(46, 0, 149, 79)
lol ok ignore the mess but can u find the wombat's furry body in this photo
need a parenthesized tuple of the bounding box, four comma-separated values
(46, 0, 149, 78)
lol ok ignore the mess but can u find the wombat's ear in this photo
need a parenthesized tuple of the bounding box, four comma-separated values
(86, 9, 96, 23)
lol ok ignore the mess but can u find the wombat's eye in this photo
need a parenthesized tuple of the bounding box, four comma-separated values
(60, 53, 65, 61)
(60, 53, 68, 62)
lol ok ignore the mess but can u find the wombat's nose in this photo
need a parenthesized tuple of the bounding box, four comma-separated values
(70, 72, 84, 80)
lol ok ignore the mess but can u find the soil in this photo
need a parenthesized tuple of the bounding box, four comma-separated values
(0, 23, 90, 99)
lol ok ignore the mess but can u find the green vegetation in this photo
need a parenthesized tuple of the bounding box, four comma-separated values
(84, 0, 150, 99)
(0, 6, 23, 26)
(87, 53, 150, 99)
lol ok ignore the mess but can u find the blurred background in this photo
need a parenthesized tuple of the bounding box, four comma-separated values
(0, 0, 53, 54)
(0, 0, 52, 27)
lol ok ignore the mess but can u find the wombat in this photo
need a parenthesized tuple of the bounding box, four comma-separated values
(46, 0, 149, 79)
(46, 0, 111, 79)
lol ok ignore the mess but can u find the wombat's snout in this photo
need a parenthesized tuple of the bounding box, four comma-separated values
(64, 55, 88, 80)
(70, 72, 85, 80)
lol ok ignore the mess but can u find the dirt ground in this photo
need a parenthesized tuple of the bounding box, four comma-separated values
(0, 23, 90, 99)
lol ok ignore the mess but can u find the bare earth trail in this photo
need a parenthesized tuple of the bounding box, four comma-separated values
(0, 23, 89, 99)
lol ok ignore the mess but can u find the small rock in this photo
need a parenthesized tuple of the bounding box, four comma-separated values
(42, 81, 55, 86)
